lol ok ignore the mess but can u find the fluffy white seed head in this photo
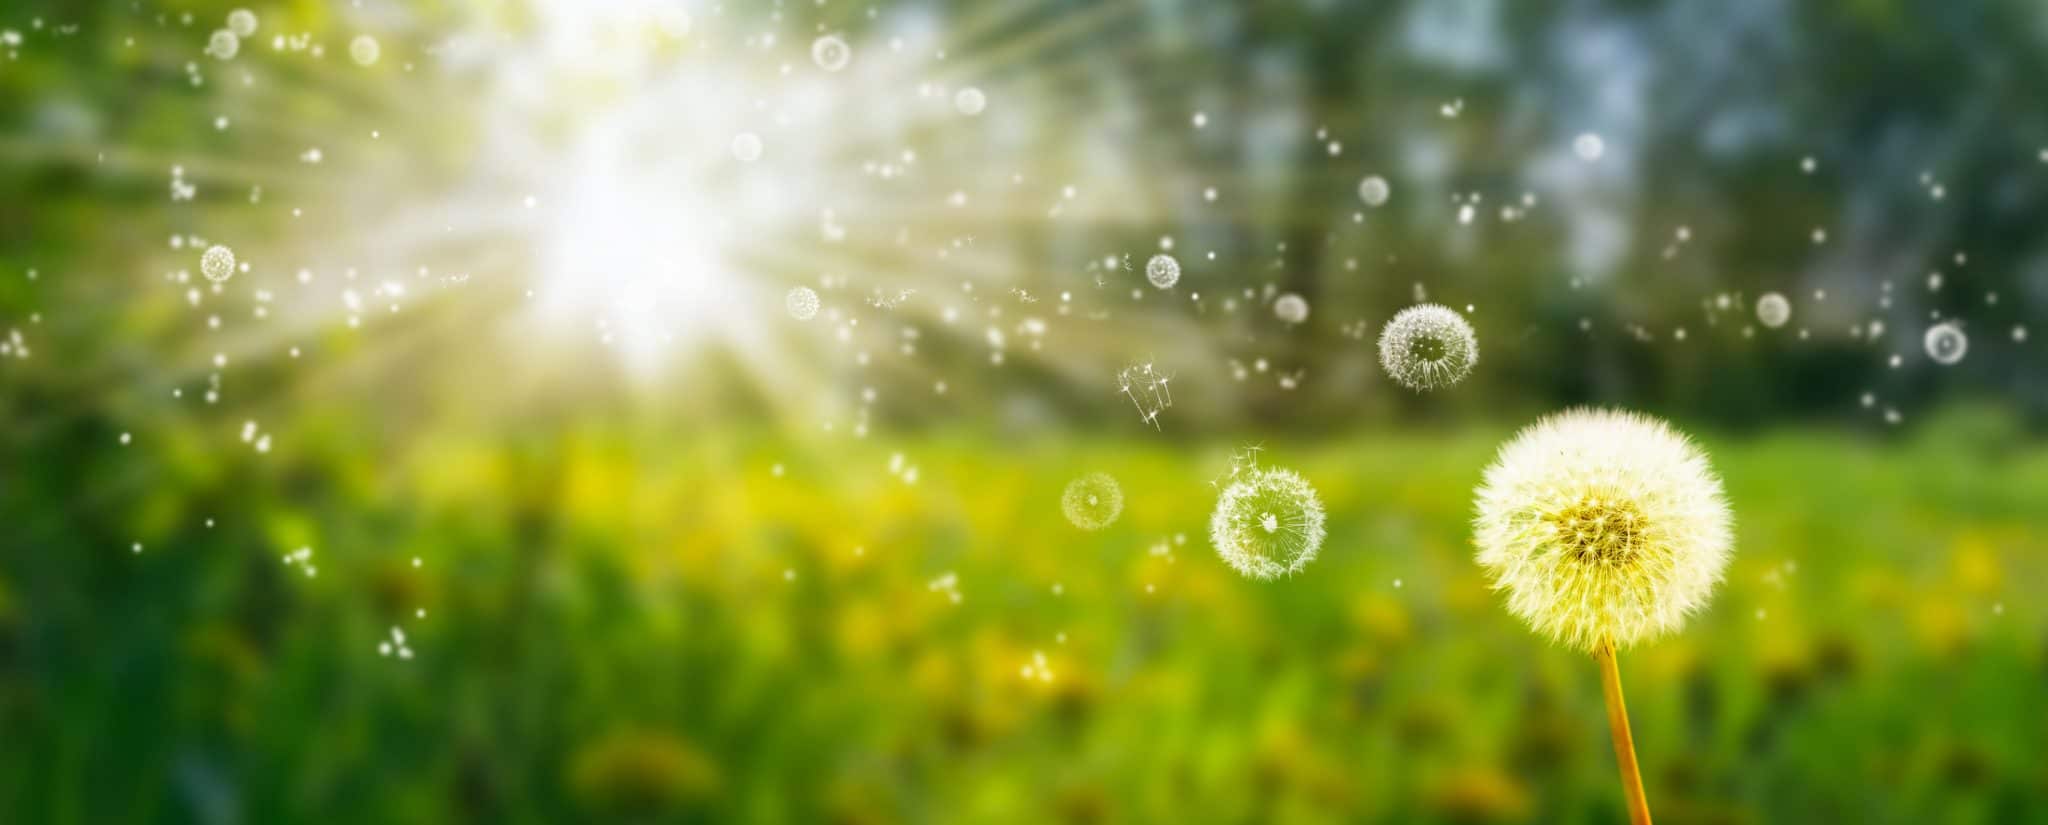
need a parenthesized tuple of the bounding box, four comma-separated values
(1378, 303, 1478, 391)
(1211, 466, 1325, 580)
(1061, 472, 1123, 531)
(1473, 408, 1733, 652)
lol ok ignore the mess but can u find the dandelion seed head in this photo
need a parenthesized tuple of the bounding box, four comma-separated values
(1145, 253, 1180, 289)
(1210, 465, 1325, 580)
(1061, 472, 1123, 531)
(1474, 408, 1733, 652)
(1377, 303, 1478, 391)
(200, 244, 236, 283)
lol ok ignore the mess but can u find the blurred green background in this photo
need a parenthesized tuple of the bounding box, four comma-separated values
(3, 0, 2047, 823)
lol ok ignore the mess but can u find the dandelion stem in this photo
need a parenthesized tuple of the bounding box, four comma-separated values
(1596, 641, 1653, 825)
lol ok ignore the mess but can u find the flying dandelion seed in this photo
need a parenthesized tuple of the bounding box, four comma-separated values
(1924, 322, 1967, 364)
(1211, 462, 1325, 580)
(1755, 292, 1791, 329)
(1061, 472, 1124, 531)
(810, 35, 851, 72)
(1473, 408, 1733, 652)
(1574, 132, 1606, 161)
(226, 9, 258, 37)
(1377, 303, 1478, 391)
(1145, 253, 1181, 289)
(1117, 362, 1174, 429)
(785, 286, 819, 321)
(1273, 293, 1309, 324)
(349, 34, 381, 67)
(200, 244, 236, 283)
(954, 87, 987, 116)
(205, 29, 240, 60)
(1358, 175, 1391, 206)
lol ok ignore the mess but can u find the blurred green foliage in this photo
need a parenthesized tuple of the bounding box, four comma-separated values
(5, 417, 2047, 823)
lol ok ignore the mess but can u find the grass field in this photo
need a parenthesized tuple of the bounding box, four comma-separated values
(6, 413, 2045, 824)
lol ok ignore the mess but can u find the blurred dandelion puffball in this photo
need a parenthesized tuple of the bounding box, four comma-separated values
(1210, 467, 1326, 580)
(785, 286, 819, 321)
(1357, 175, 1391, 207)
(1755, 292, 1792, 329)
(226, 9, 258, 37)
(954, 87, 988, 116)
(1273, 293, 1309, 324)
(1145, 253, 1181, 289)
(1474, 409, 1733, 652)
(200, 244, 236, 283)
(1061, 473, 1124, 531)
(206, 30, 240, 61)
(810, 35, 851, 72)
(1377, 303, 1478, 391)
(349, 35, 381, 67)
(1924, 322, 1967, 365)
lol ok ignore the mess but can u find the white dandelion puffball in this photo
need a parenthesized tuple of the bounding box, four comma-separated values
(200, 244, 236, 283)
(1358, 175, 1391, 207)
(1377, 303, 1478, 391)
(954, 87, 987, 116)
(206, 30, 240, 60)
(1274, 293, 1309, 324)
(1755, 292, 1791, 329)
(1573, 132, 1606, 161)
(785, 286, 820, 320)
(226, 9, 258, 37)
(1146, 254, 1181, 289)
(1210, 466, 1326, 580)
(1061, 473, 1123, 531)
(1473, 408, 1733, 652)
(811, 35, 851, 72)
(1924, 322, 1967, 365)
(349, 34, 381, 66)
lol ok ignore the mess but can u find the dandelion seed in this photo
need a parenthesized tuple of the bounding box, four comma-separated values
(1924, 322, 1967, 365)
(226, 9, 258, 37)
(1573, 132, 1605, 161)
(1273, 293, 1309, 324)
(1117, 362, 1173, 429)
(1210, 458, 1325, 580)
(1061, 472, 1124, 531)
(785, 286, 819, 320)
(349, 34, 380, 66)
(954, 87, 986, 116)
(810, 35, 851, 71)
(1145, 254, 1180, 289)
(206, 29, 239, 60)
(1377, 303, 1478, 391)
(200, 244, 236, 283)
(1755, 292, 1791, 329)
(1357, 175, 1391, 207)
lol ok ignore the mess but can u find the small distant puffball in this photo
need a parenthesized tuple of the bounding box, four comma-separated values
(1755, 292, 1791, 329)
(201, 245, 237, 283)
(1145, 254, 1181, 289)
(1358, 175, 1391, 207)
(954, 87, 987, 116)
(1274, 293, 1309, 324)
(786, 286, 820, 320)
(349, 35, 381, 66)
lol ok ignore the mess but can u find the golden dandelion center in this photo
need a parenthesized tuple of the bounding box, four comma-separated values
(1473, 409, 1733, 652)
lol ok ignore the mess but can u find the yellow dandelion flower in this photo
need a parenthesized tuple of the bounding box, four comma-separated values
(1473, 407, 1732, 652)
